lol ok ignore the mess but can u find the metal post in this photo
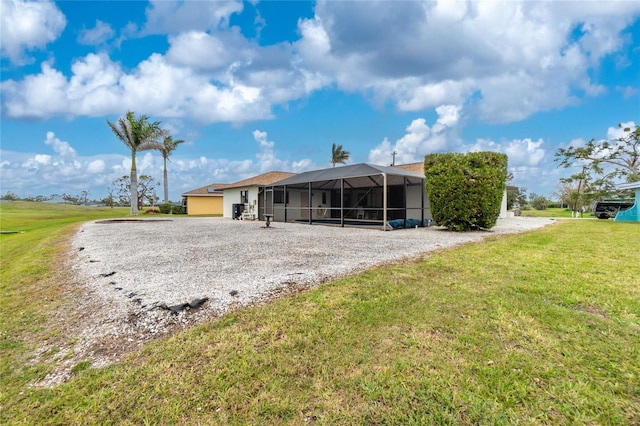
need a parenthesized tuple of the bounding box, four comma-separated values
(308, 182, 312, 224)
(421, 178, 425, 224)
(284, 185, 287, 223)
(403, 177, 407, 229)
(383, 173, 388, 231)
(340, 178, 344, 227)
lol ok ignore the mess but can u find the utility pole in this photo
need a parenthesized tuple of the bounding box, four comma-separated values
(391, 151, 397, 166)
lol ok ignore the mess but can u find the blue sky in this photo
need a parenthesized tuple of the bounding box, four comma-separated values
(1, 0, 639, 202)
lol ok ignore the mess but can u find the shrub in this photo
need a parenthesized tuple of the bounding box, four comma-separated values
(424, 152, 507, 231)
(531, 196, 548, 210)
(158, 203, 172, 214)
(144, 208, 160, 215)
(171, 205, 186, 215)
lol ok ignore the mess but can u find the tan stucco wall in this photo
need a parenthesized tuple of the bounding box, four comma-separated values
(186, 196, 223, 215)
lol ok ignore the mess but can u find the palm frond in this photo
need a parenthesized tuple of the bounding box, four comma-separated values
(159, 136, 185, 159)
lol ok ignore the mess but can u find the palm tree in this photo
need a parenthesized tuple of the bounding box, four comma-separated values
(331, 143, 350, 167)
(159, 135, 185, 203)
(107, 111, 164, 215)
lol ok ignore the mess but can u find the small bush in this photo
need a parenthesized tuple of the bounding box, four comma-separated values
(424, 152, 507, 231)
(531, 196, 548, 210)
(144, 208, 160, 215)
(171, 205, 186, 215)
(158, 203, 172, 214)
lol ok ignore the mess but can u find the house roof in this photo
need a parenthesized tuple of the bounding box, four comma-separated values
(394, 162, 424, 174)
(222, 171, 297, 190)
(182, 183, 230, 197)
(270, 163, 425, 188)
(619, 182, 640, 190)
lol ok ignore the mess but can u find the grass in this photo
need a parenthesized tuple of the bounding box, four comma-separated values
(0, 201, 129, 400)
(1, 203, 639, 424)
(519, 207, 591, 218)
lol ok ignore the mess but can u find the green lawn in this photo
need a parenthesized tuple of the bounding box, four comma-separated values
(1, 203, 638, 425)
(0, 201, 129, 403)
(519, 207, 589, 218)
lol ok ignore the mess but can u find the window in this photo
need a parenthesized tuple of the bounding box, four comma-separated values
(274, 189, 288, 204)
(322, 192, 327, 204)
(240, 190, 248, 204)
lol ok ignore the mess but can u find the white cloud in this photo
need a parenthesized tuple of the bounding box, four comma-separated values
(77, 20, 114, 45)
(137, 152, 155, 174)
(254, 129, 283, 172)
(607, 121, 637, 140)
(468, 137, 546, 169)
(291, 159, 313, 172)
(143, 0, 243, 34)
(1, 52, 273, 123)
(617, 86, 639, 99)
(45, 131, 76, 157)
(396, 79, 474, 112)
(252, 129, 316, 173)
(297, 0, 640, 123)
(166, 31, 243, 70)
(2, 62, 74, 118)
(0, 0, 66, 65)
(368, 106, 462, 165)
(1, 0, 638, 144)
(86, 159, 105, 174)
(32, 154, 51, 165)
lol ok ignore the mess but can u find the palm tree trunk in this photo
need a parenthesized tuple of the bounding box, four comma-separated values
(130, 151, 138, 215)
(163, 157, 169, 203)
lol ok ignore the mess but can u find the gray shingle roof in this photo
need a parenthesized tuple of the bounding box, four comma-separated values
(271, 163, 424, 186)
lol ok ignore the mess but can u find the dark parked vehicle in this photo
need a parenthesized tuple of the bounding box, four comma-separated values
(592, 200, 634, 219)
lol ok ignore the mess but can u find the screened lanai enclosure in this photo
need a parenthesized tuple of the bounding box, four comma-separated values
(261, 163, 431, 230)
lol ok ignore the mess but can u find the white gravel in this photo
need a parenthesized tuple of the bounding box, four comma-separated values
(39, 216, 555, 386)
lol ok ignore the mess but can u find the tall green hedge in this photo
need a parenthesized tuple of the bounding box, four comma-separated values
(424, 152, 507, 231)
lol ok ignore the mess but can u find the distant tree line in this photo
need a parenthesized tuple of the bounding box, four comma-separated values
(1, 191, 92, 205)
(1, 175, 161, 208)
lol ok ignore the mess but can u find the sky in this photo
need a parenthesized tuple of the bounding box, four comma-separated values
(1, 0, 639, 202)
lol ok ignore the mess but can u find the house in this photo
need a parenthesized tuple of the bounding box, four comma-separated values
(221, 171, 297, 220)
(263, 163, 430, 230)
(185, 160, 509, 227)
(614, 182, 640, 222)
(181, 183, 229, 215)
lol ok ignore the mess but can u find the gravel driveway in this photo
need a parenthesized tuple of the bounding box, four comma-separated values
(71, 216, 555, 314)
(43, 216, 555, 386)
